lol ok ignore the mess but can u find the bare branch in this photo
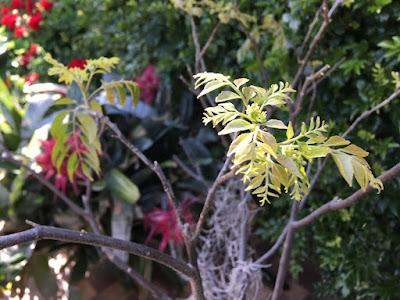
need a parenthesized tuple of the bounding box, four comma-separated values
(291, 64, 331, 122)
(305, 57, 345, 96)
(292, 162, 400, 229)
(192, 156, 232, 241)
(198, 22, 221, 65)
(255, 225, 289, 264)
(0, 224, 197, 279)
(173, 155, 209, 187)
(292, 0, 343, 88)
(271, 202, 299, 300)
(343, 88, 400, 138)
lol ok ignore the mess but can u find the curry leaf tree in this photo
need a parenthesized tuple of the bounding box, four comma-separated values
(194, 72, 383, 205)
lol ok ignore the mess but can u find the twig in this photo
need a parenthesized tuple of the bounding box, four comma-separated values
(0, 224, 197, 279)
(299, 6, 322, 56)
(191, 156, 232, 241)
(291, 64, 331, 122)
(173, 155, 209, 187)
(292, 162, 400, 229)
(292, 0, 342, 89)
(271, 202, 299, 300)
(198, 22, 221, 66)
(190, 16, 207, 73)
(305, 57, 345, 95)
(255, 226, 289, 264)
(343, 88, 400, 138)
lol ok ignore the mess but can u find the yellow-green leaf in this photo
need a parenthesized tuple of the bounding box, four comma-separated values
(324, 135, 350, 147)
(286, 121, 294, 140)
(116, 84, 126, 106)
(125, 81, 140, 107)
(332, 153, 354, 186)
(67, 153, 79, 182)
(90, 101, 103, 114)
(215, 91, 241, 102)
(77, 113, 97, 143)
(341, 144, 369, 157)
(198, 80, 229, 98)
(218, 119, 254, 135)
(105, 85, 115, 105)
(266, 119, 287, 129)
(233, 78, 249, 88)
(50, 111, 69, 139)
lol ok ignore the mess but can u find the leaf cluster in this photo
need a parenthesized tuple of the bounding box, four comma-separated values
(195, 72, 382, 205)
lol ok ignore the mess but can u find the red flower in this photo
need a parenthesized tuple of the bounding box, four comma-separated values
(68, 58, 87, 69)
(19, 43, 38, 66)
(134, 65, 160, 105)
(29, 43, 39, 54)
(14, 25, 27, 37)
(1, 7, 10, 15)
(28, 12, 42, 30)
(1, 13, 19, 29)
(35, 131, 88, 194)
(144, 199, 196, 252)
(10, 0, 24, 9)
(40, 0, 53, 12)
(24, 72, 39, 85)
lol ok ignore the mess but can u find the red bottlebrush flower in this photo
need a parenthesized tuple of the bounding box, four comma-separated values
(134, 65, 160, 105)
(35, 131, 88, 194)
(14, 25, 27, 37)
(144, 199, 196, 252)
(28, 12, 42, 30)
(68, 58, 87, 69)
(24, 72, 40, 85)
(144, 204, 184, 252)
(40, 0, 53, 12)
(1, 7, 10, 15)
(10, 0, 24, 9)
(1, 13, 19, 29)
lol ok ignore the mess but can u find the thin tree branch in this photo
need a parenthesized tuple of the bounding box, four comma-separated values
(271, 202, 299, 300)
(292, 0, 342, 89)
(343, 88, 400, 138)
(198, 22, 221, 66)
(0, 224, 197, 279)
(173, 155, 209, 187)
(299, 6, 322, 56)
(190, 16, 207, 73)
(291, 64, 331, 122)
(191, 156, 232, 241)
(305, 57, 345, 96)
(292, 162, 400, 229)
(255, 225, 289, 264)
